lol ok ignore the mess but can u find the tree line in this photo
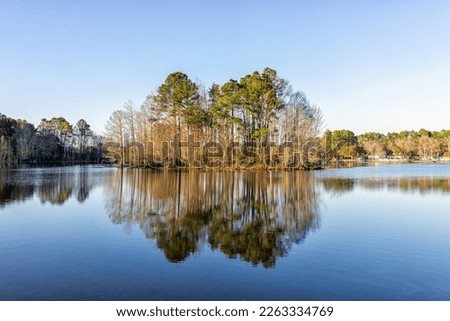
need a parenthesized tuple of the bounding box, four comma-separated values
(4, 66, 449, 169)
(103, 67, 324, 168)
(323, 129, 450, 160)
(0, 114, 102, 167)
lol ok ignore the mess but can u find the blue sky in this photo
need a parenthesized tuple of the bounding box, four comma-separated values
(1, 0, 450, 134)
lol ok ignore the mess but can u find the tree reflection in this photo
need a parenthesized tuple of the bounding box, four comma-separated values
(153, 208, 213, 262)
(0, 167, 104, 207)
(38, 171, 75, 205)
(103, 170, 321, 267)
(321, 177, 355, 196)
(0, 170, 35, 208)
(320, 177, 450, 195)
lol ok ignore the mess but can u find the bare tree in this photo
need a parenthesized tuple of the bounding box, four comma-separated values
(361, 140, 385, 158)
(418, 136, 440, 159)
(123, 100, 137, 144)
(443, 136, 450, 155)
(104, 110, 126, 166)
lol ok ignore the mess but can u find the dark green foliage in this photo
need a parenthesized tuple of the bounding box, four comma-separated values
(154, 72, 200, 128)
(0, 114, 17, 138)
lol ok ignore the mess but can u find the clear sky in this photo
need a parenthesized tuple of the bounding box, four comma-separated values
(1, 0, 450, 134)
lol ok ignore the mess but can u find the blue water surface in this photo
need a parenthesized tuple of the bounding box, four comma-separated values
(0, 164, 449, 300)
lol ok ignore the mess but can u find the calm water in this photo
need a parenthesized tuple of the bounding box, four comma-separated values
(0, 164, 449, 300)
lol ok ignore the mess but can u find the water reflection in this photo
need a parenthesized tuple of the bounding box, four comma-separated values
(0, 167, 105, 208)
(4, 167, 449, 268)
(0, 172, 34, 208)
(321, 176, 450, 196)
(103, 170, 321, 267)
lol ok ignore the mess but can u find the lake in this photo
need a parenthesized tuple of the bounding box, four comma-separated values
(0, 164, 449, 300)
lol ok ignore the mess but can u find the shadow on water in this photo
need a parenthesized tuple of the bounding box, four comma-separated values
(103, 170, 321, 268)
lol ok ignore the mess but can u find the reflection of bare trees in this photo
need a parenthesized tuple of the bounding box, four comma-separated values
(37, 168, 102, 205)
(0, 167, 105, 207)
(0, 170, 35, 208)
(321, 178, 356, 197)
(37, 171, 75, 205)
(321, 177, 450, 195)
(103, 170, 321, 267)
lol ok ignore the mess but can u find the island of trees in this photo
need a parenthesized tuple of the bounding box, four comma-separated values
(103, 67, 323, 169)
(2, 67, 450, 169)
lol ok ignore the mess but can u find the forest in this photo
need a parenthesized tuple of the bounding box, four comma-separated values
(2, 67, 450, 168)
(0, 115, 102, 167)
(324, 128, 450, 160)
